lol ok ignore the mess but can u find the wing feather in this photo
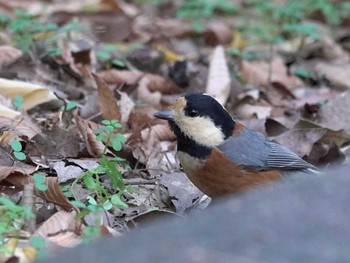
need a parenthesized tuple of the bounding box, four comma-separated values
(217, 129, 315, 171)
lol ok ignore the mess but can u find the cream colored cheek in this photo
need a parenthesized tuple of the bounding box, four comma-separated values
(174, 114, 225, 147)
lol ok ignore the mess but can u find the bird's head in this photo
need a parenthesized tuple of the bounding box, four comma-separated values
(154, 93, 235, 148)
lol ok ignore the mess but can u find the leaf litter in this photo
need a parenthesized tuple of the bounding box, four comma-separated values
(0, 0, 350, 261)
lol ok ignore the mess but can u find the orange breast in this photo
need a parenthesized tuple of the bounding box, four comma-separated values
(181, 148, 281, 198)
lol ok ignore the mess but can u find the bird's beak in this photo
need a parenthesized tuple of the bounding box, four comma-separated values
(154, 110, 174, 121)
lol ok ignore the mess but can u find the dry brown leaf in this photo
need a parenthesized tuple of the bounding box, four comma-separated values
(145, 74, 181, 94)
(272, 126, 327, 157)
(35, 210, 82, 244)
(300, 36, 349, 61)
(27, 128, 80, 158)
(204, 21, 233, 46)
(49, 10, 132, 43)
(315, 62, 350, 89)
(46, 231, 82, 248)
(93, 73, 121, 121)
(141, 123, 175, 142)
(53, 159, 99, 183)
(5, 174, 74, 212)
(0, 45, 22, 68)
(128, 105, 158, 131)
(0, 164, 36, 182)
(128, 124, 176, 169)
(0, 116, 41, 144)
(133, 18, 193, 42)
(0, 116, 41, 139)
(240, 57, 303, 88)
(206, 46, 231, 105)
(160, 171, 208, 214)
(98, 69, 143, 86)
(74, 114, 105, 157)
(100, 0, 139, 16)
(0, 78, 57, 110)
(137, 77, 162, 106)
(37, 177, 75, 212)
(118, 91, 135, 124)
(98, 69, 181, 94)
(311, 92, 350, 134)
(234, 103, 272, 119)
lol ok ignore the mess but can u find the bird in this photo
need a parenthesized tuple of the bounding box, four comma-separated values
(154, 93, 317, 198)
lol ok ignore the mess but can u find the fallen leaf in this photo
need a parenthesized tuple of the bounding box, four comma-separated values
(315, 62, 350, 89)
(128, 124, 176, 170)
(127, 47, 165, 72)
(93, 73, 121, 121)
(74, 114, 105, 157)
(137, 77, 162, 106)
(160, 171, 208, 215)
(0, 104, 20, 119)
(272, 121, 327, 157)
(0, 45, 22, 68)
(0, 164, 35, 182)
(0, 78, 57, 110)
(234, 102, 272, 119)
(0, 116, 41, 145)
(34, 210, 82, 247)
(98, 69, 181, 94)
(206, 46, 231, 105)
(311, 92, 350, 134)
(5, 174, 75, 212)
(240, 57, 304, 88)
(204, 21, 233, 46)
(118, 91, 135, 125)
(27, 127, 80, 158)
(52, 159, 99, 183)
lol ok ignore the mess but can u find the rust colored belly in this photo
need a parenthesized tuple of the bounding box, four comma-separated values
(178, 149, 281, 198)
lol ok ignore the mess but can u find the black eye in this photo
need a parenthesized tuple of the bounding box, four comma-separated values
(188, 109, 198, 117)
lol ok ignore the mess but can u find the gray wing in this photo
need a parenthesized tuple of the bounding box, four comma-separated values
(217, 129, 315, 172)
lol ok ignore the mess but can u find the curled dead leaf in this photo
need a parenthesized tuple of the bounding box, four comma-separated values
(35, 210, 82, 248)
(5, 173, 74, 212)
(206, 46, 231, 105)
(93, 73, 121, 121)
(315, 62, 350, 89)
(98, 69, 181, 94)
(0, 78, 57, 110)
(204, 21, 233, 46)
(240, 57, 303, 89)
(0, 45, 22, 68)
(74, 114, 105, 157)
(0, 116, 41, 144)
(0, 164, 36, 182)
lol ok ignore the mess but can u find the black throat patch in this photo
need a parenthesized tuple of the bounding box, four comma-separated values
(168, 121, 212, 159)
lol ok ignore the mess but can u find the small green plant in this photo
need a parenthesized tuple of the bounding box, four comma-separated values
(10, 140, 26, 161)
(0, 197, 34, 255)
(227, 48, 265, 61)
(311, 0, 350, 26)
(62, 101, 78, 111)
(33, 173, 48, 191)
(12, 96, 24, 110)
(177, 0, 238, 20)
(0, 9, 82, 56)
(96, 44, 126, 69)
(94, 120, 126, 154)
(70, 119, 129, 238)
(245, 1, 320, 45)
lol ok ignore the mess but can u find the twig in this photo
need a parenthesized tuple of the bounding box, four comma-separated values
(124, 178, 157, 185)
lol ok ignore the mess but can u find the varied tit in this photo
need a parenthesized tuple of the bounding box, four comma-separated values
(154, 93, 317, 198)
